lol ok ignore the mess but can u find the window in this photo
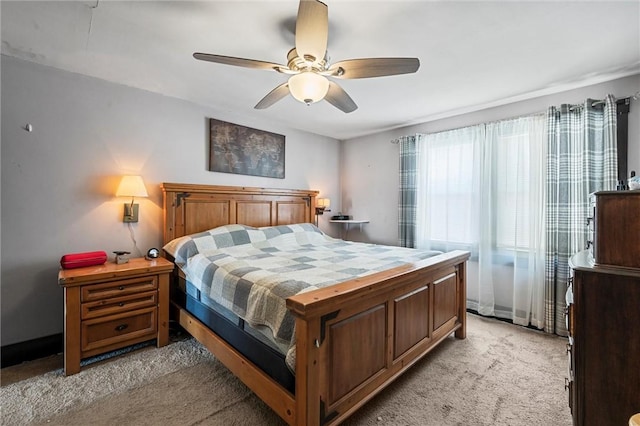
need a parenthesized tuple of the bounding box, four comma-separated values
(419, 130, 478, 247)
(493, 130, 532, 251)
(415, 115, 545, 257)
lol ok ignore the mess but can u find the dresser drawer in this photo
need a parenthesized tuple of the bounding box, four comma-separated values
(81, 291, 157, 319)
(81, 307, 157, 353)
(591, 191, 640, 268)
(81, 276, 157, 302)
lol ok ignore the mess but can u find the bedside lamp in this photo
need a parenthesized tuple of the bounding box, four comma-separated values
(315, 198, 331, 226)
(116, 175, 148, 223)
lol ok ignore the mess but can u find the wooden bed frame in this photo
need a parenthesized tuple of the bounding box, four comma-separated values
(162, 182, 469, 426)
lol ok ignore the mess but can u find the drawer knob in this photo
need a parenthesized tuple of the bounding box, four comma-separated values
(115, 324, 128, 332)
(119, 302, 125, 307)
(118, 286, 125, 291)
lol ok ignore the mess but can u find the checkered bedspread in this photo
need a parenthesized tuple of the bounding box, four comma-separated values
(164, 223, 441, 370)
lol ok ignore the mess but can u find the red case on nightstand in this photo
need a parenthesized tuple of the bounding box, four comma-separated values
(60, 251, 108, 269)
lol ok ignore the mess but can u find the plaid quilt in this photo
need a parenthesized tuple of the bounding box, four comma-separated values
(164, 223, 441, 369)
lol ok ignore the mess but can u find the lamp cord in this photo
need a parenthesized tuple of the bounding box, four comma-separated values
(127, 222, 143, 257)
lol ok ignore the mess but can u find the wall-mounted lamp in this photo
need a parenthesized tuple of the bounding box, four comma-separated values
(116, 175, 148, 223)
(315, 197, 331, 226)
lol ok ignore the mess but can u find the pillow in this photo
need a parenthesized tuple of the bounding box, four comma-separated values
(163, 224, 262, 265)
(259, 222, 323, 238)
(163, 222, 325, 265)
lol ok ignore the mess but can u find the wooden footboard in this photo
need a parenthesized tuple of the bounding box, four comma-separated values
(288, 250, 469, 426)
(175, 249, 468, 426)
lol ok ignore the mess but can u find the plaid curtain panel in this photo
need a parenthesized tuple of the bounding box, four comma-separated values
(544, 94, 617, 335)
(397, 135, 417, 248)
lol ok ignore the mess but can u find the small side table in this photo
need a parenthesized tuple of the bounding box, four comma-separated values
(330, 219, 369, 240)
(58, 257, 174, 375)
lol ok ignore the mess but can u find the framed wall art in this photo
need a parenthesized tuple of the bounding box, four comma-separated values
(208, 118, 285, 179)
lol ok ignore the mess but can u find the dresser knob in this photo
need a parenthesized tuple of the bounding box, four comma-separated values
(115, 324, 128, 332)
(118, 286, 125, 291)
(119, 302, 125, 307)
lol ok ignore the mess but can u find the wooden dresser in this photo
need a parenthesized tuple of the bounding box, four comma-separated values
(58, 257, 174, 375)
(567, 251, 640, 425)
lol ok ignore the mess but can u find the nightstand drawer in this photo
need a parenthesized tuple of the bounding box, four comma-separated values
(81, 307, 157, 353)
(81, 276, 157, 302)
(81, 291, 157, 319)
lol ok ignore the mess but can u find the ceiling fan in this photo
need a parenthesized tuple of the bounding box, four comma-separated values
(193, 0, 420, 113)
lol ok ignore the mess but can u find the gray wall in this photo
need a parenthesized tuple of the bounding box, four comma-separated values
(340, 74, 640, 312)
(1, 55, 341, 346)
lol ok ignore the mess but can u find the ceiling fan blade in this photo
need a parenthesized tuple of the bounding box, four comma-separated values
(254, 83, 290, 109)
(324, 82, 357, 113)
(194, 53, 287, 72)
(295, 0, 328, 63)
(328, 58, 420, 79)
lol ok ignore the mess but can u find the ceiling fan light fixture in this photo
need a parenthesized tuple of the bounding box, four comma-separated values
(193, 0, 418, 113)
(288, 72, 329, 105)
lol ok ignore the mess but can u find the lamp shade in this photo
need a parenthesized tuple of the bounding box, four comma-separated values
(317, 198, 331, 209)
(116, 175, 148, 198)
(288, 72, 330, 105)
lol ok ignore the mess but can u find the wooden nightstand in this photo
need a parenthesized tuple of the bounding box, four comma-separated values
(58, 257, 174, 375)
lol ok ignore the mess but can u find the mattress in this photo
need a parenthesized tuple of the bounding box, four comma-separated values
(184, 278, 289, 356)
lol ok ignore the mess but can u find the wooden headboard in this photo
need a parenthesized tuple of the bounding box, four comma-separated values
(161, 183, 319, 244)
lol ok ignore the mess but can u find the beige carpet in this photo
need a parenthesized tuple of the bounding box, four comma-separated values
(1, 314, 573, 425)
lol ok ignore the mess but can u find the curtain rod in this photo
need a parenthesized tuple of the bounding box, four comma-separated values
(589, 90, 639, 108)
(390, 111, 546, 143)
(392, 90, 639, 143)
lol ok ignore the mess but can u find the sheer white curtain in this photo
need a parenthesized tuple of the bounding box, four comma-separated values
(415, 125, 484, 254)
(415, 115, 546, 327)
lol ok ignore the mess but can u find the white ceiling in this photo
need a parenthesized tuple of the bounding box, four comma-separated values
(2, 1, 639, 140)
